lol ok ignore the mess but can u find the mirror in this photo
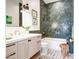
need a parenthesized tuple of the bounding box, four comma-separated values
(6, 0, 22, 27)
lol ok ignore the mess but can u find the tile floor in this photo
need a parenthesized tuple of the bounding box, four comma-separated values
(31, 50, 73, 59)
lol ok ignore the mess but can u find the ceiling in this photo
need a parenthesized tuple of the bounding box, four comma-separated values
(43, 0, 60, 4)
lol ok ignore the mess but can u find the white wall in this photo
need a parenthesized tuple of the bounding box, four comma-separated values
(30, 0, 40, 31)
(6, 0, 19, 27)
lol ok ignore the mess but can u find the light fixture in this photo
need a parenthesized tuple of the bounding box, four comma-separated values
(23, 4, 29, 10)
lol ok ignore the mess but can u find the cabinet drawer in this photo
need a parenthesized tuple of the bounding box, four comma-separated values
(6, 43, 17, 57)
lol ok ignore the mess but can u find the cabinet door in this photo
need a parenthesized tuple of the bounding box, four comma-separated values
(28, 38, 36, 58)
(28, 36, 41, 58)
(17, 40, 28, 59)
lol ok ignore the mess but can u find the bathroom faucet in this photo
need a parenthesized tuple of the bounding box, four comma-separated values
(14, 30, 20, 35)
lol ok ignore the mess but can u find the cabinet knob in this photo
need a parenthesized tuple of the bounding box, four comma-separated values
(28, 40, 31, 42)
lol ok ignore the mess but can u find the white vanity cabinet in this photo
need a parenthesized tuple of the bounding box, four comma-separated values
(28, 36, 41, 58)
(17, 39, 28, 59)
(6, 34, 42, 59)
(6, 43, 17, 59)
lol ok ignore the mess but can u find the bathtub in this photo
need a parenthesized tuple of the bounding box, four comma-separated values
(41, 37, 67, 51)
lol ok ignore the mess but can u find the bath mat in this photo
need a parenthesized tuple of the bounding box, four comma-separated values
(38, 49, 62, 59)
(36, 49, 73, 59)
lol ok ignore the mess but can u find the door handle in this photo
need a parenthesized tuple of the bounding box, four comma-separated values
(6, 53, 16, 58)
(6, 43, 15, 47)
(28, 40, 31, 42)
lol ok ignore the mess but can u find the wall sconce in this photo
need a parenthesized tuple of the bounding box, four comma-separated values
(23, 4, 29, 10)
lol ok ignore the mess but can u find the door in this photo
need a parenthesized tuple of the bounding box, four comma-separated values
(17, 40, 28, 59)
(28, 36, 41, 58)
(28, 38, 36, 58)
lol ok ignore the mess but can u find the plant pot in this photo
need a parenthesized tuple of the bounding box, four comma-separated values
(25, 30, 29, 34)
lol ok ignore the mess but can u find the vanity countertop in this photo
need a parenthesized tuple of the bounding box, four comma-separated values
(6, 33, 42, 44)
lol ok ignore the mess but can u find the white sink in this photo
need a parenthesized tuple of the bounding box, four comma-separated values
(6, 33, 42, 44)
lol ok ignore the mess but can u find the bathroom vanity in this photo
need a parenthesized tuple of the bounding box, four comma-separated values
(6, 33, 42, 59)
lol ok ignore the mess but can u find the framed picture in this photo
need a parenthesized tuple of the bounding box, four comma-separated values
(6, 15, 12, 24)
(32, 9, 37, 19)
(32, 9, 38, 25)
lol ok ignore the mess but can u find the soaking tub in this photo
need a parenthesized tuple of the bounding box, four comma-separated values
(40, 38, 68, 59)
(41, 37, 67, 51)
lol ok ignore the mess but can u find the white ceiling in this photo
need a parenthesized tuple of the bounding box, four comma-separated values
(43, 0, 60, 4)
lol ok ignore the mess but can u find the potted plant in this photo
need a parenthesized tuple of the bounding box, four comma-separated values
(22, 26, 31, 34)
